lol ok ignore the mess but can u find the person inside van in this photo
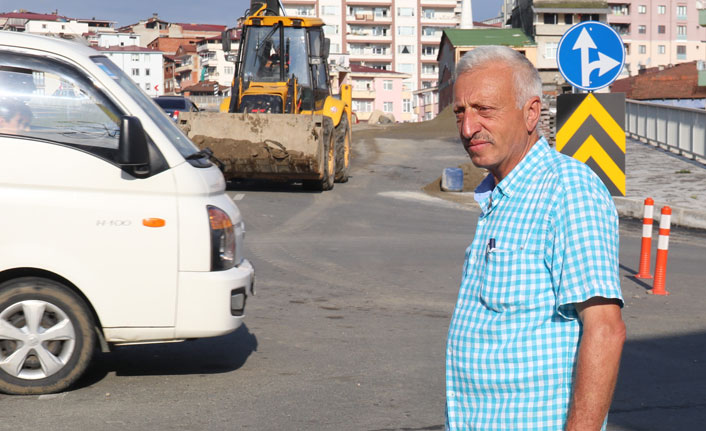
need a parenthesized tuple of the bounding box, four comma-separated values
(0, 99, 32, 134)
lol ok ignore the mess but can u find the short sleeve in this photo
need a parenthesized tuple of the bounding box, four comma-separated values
(549, 168, 624, 320)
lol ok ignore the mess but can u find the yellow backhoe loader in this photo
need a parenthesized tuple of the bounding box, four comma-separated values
(178, 0, 352, 190)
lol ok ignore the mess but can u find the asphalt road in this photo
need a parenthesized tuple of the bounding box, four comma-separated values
(1, 124, 705, 431)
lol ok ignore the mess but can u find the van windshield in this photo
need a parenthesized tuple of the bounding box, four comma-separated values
(90, 56, 201, 159)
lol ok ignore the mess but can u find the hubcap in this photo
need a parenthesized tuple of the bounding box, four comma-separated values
(0, 300, 76, 380)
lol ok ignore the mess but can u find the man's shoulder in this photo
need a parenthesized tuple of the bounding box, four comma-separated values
(542, 147, 605, 191)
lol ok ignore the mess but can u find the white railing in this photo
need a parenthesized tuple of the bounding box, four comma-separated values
(626, 99, 706, 163)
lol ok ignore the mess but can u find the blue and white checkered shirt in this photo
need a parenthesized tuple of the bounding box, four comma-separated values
(446, 137, 623, 431)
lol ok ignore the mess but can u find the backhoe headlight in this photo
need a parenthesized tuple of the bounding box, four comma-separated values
(208, 206, 236, 271)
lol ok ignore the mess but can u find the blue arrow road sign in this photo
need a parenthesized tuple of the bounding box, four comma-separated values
(557, 21, 625, 91)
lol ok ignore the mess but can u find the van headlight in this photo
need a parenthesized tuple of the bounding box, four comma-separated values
(208, 205, 236, 271)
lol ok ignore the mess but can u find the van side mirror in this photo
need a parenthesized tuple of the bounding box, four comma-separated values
(119, 116, 150, 177)
(323, 38, 330, 59)
(222, 30, 231, 52)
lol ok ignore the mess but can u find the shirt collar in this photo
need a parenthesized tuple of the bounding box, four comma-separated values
(494, 137, 550, 198)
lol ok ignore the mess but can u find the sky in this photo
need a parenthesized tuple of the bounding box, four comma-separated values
(0, 0, 504, 28)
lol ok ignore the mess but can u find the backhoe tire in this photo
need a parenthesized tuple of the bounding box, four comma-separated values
(334, 115, 351, 183)
(0, 277, 96, 395)
(303, 118, 335, 191)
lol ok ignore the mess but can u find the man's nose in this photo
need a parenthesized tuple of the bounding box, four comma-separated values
(460, 110, 481, 139)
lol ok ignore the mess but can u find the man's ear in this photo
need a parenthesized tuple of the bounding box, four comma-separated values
(524, 96, 541, 133)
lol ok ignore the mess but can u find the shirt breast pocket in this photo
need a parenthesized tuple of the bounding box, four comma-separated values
(480, 249, 547, 312)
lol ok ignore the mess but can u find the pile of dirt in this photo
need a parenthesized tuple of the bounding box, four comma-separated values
(354, 106, 458, 141)
(422, 162, 488, 206)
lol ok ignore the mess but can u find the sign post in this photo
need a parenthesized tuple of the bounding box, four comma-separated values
(556, 21, 627, 196)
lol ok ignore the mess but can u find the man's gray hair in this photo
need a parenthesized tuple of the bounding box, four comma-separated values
(455, 46, 542, 109)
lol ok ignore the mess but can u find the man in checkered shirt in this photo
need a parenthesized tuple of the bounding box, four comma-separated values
(446, 46, 626, 430)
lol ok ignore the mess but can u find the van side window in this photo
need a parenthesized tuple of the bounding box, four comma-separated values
(0, 52, 123, 163)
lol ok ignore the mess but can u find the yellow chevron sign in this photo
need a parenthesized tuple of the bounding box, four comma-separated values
(556, 93, 626, 196)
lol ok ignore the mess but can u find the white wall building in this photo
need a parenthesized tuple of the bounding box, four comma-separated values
(197, 36, 236, 88)
(97, 46, 165, 96)
(92, 32, 141, 48)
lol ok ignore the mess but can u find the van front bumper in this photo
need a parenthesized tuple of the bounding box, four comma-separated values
(174, 259, 255, 338)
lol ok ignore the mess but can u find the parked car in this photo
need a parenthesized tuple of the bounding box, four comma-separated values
(153, 95, 199, 121)
(0, 32, 254, 395)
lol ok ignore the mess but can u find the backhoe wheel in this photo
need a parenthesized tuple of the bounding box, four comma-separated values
(334, 115, 351, 183)
(0, 278, 95, 395)
(303, 119, 335, 191)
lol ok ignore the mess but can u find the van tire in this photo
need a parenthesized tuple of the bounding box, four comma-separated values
(334, 116, 351, 183)
(0, 278, 95, 395)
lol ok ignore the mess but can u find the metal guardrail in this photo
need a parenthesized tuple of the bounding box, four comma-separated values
(625, 99, 706, 163)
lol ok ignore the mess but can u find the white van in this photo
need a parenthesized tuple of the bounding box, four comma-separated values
(0, 33, 255, 394)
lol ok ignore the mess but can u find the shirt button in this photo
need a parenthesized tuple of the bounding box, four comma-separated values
(469, 256, 476, 264)
(478, 219, 486, 226)
(448, 391, 456, 398)
(447, 347, 453, 355)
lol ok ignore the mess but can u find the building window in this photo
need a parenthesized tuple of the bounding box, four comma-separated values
(422, 45, 437, 56)
(624, 43, 630, 55)
(373, 45, 387, 55)
(145, 68, 150, 76)
(374, 8, 388, 17)
(329, 43, 339, 53)
(543, 13, 558, 24)
(42, 24, 47, 29)
(398, 26, 414, 36)
(422, 63, 437, 74)
(132, 68, 139, 76)
(424, 9, 435, 19)
(422, 27, 441, 36)
(372, 26, 388, 36)
(638, 25, 646, 34)
(132, 54, 139, 61)
(383, 80, 393, 90)
(658, 25, 666, 34)
(657, 5, 666, 14)
(354, 79, 373, 91)
(353, 100, 372, 112)
(677, 45, 686, 59)
(403, 99, 411, 113)
(145, 83, 151, 91)
(544, 42, 558, 59)
(397, 7, 414, 17)
(323, 25, 339, 35)
(677, 5, 687, 17)
(383, 102, 393, 113)
(677, 25, 687, 39)
(658, 45, 666, 54)
(638, 5, 646, 13)
(639, 45, 646, 54)
(564, 14, 573, 25)
(225, 66, 234, 75)
(321, 5, 339, 15)
(398, 63, 414, 74)
(398, 45, 414, 54)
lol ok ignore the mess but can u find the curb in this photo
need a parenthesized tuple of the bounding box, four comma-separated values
(613, 197, 706, 231)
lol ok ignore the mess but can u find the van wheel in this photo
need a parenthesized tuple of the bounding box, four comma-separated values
(0, 278, 95, 395)
(334, 116, 351, 183)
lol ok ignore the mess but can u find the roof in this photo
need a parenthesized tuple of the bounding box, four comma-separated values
(179, 23, 226, 32)
(533, 0, 610, 13)
(0, 12, 64, 21)
(96, 45, 162, 53)
(442, 28, 533, 47)
(350, 65, 408, 76)
(611, 62, 706, 100)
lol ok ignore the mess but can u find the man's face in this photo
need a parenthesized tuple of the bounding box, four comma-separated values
(453, 63, 533, 181)
(0, 114, 30, 134)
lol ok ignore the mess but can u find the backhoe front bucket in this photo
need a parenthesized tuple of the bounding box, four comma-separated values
(178, 112, 331, 181)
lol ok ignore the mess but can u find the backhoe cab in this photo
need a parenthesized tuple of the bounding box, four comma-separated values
(228, 0, 331, 115)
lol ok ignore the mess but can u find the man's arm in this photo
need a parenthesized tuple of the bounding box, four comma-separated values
(566, 297, 626, 431)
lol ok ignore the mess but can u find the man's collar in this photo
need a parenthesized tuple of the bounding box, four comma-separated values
(494, 137, 550, 198)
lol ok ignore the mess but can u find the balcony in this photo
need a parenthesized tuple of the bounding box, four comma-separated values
(352, 89, 376, 99)
(700, 9, 706, 26)
(420, 0, 457, 7)
(347, 14, 393, 24)
(345, 0, 391, 5)
(347, 32, 392, 43)
(350, 52, 393, 62)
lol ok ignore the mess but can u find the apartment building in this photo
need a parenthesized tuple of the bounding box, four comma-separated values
(0, 11, 89, 36)
(350, 65, 413, 122)
(511, 0, 612, 92)
(197, 35, 236, 88)
(119, 14, 225, 47)
(97, 45, 164, 96)
(281, 0, 461, 92)
(606, 1, 706, 75)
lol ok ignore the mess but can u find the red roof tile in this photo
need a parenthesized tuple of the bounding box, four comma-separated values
(611, 62, 706, 100)
(0, 12, 64, 21)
